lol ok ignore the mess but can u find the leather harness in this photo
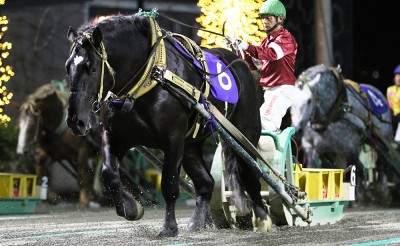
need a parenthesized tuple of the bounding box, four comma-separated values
(72, 16, 211, 138)
(299, 67, 373, 132)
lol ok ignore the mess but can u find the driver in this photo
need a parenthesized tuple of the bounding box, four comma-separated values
(235, 0, 298, 133)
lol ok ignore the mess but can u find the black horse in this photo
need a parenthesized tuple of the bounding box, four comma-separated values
(65, 12, 269, 236)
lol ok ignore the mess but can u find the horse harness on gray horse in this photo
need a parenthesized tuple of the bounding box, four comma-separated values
(297, 67, 374, 133)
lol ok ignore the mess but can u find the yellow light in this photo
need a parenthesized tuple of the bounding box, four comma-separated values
(197, 0, 265, 48)
(0, 0, 14, 125)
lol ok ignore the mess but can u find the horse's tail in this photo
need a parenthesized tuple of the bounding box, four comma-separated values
(222, 140, 252, 213)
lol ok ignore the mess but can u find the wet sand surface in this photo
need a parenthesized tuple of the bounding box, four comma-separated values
(1, 203, 400, 246)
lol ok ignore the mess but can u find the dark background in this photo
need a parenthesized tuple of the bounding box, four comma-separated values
(353, 1, 400, 93)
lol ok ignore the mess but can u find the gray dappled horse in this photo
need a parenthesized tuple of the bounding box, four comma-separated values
(290, 64, 393, 203)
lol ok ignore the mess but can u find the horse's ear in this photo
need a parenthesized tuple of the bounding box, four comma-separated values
(92, 27, 103, 47)
(67, 26, 78, 43)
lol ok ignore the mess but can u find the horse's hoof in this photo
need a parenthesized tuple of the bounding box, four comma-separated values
(255, 217, 273, 232)
(134, 200, 145, 220)
(116, 199, 144, 221)
(235, 212, 253, 230)
(375, 185, 393, 206)
(158, 228, 178, 237)
(187, 221, 205, 232)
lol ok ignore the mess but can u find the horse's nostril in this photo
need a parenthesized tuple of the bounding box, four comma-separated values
(77, 120, 85, 127)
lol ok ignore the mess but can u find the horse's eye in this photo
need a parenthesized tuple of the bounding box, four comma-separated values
(86, 61, 97, 74)
(297, 81, 304, 90)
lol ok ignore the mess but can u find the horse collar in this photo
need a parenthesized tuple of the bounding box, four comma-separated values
(124, 17, 167, 99)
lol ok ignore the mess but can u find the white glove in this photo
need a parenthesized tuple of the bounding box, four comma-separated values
(224, 36, 233, 47)
(235, 39, 249, 51)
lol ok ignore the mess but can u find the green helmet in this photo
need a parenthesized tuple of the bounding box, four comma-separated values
(259, 0, 286, 20)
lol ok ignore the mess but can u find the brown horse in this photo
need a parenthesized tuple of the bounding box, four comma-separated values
(16, 83, 100, 207)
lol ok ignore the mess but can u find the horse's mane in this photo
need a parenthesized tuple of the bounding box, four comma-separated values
(78, 14, 120, 33)
(77, 13, 148, 35)
(302, 64, 329, 79)
(22, 84, 68, 109)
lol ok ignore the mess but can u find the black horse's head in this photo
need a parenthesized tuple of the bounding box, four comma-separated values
(65, 26, 105, 136)
(65, 15, 152, 136)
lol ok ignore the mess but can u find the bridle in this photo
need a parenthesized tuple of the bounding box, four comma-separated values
(69, 16, 166, 114)
(296, 67, 347, 131)
(22, 96, 68, 143)
(69, 33, 116, 114)
(24, 102, 42, 143)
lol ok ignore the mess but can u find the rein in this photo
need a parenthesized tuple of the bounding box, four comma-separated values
(158, 12, 225, 38)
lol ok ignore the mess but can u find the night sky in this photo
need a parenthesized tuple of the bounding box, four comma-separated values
(353, 1, 400, 94)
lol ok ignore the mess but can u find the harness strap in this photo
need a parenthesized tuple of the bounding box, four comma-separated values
(343, 79, 372, 127)
(127, 17, 167, 99)
(163, 70, 201, 101)
(170, 33, 210, 99)
(169, 33, 211, 137)
(208, 104, 288, 182)
(84, 33, 116, 103)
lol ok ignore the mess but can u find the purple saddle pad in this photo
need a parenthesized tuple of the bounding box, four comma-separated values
(174, 41, 239, 104)
(360, 84, 389, 116)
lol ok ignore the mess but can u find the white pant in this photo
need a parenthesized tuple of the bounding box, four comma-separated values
(395, 123, 400, 142)
(260, 84, 295, 131)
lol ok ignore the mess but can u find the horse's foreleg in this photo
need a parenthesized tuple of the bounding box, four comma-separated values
(158, 146, 184, 237)
(182, 144, 214, 232)
(101, 130, 144, 220)
(35, 149, 49, 179)
(375, 152, 392, 205)
(302, 142, 319, 168)
(76, 146, 90, 208)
